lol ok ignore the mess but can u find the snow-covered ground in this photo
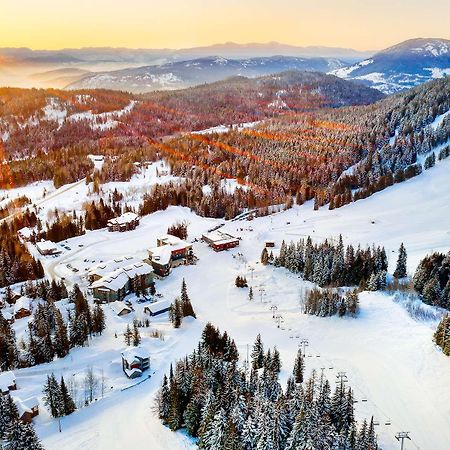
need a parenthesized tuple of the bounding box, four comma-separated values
(67, 100, 137, 131)
(191, 121, 260, 135)
(5, 155, 450, 450)
(0, 160, 178, 224)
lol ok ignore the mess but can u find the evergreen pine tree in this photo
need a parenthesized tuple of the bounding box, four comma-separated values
(184, 399, 201, 437)
(261, 248, 269, 265)
(158, 375, 170, 424)
(169, 298, 183, 328)
(60, 376, 76, 415)
(293, 348, 304, 384)
(394, 243, 407, 279)
(132, 320, 141, 347)
(180, 279, 196, 318)
(124, 324, 133, 346)
(0, 394, 19, 440)
(53, 309, 70, 358)
(4, 421, 44, 450)
(42, 373, 63, 418)
(251, 334, 264, 369)
(92, 304, 106, 335)
(199, 407, 228, 449)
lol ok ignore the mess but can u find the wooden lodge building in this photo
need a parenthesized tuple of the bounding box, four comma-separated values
(14, 297, 32, 319)
(202, 231, 240, 252)
(90, 262, 154, 303)
(107, 212, 140, 232)
(110, 301, 133, 316)
(148, 234, 193, 277)
(14, 396, 39, 423)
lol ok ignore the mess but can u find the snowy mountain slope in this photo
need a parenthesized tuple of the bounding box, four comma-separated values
(10, 155, 449, 450)
(66, 56, 347, 93)
(331, 38, 450, 94)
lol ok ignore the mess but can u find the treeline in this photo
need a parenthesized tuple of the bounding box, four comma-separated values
(413, 251, 450, 310)
(157, 324, 379, 450)
(0, 145, 94, 189)
(139, 178, 260, 220)
(39, 212, 85, 243)
(305, 288, 359, 317)
(270, 235, 388, 288)
(0, 220, 44, 288)
(1, 77, 448, 217)
(0, 283, 105, 371)
(0, 196, 30, 220)
(434, 315, 450, 356)
(332, 77, 449, 208)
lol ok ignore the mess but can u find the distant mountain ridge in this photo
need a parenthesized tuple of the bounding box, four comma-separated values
(65, 56, 348, 93)
(0, 42, 373, 65)
(331, 38, 450, 94)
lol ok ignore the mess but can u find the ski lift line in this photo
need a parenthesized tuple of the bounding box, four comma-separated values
(306, 343, 422, 450)
(277, 319, 423, 450)
(268, 315, 392, 440)
(274, 318, 421, 449)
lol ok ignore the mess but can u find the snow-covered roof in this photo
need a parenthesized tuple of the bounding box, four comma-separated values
(91, 262, 152, 291)
(13, 396, 38, 417)
(2, 311, 14, 321)
(0, 371, 15, 392)
(122, 262, 153, 278)
(144, 299, 171, 314)
(148, 245, 173, 266)
(121, 346, 150, 364)
(36, 240, 57, 252)
(108, 212, 139, 226)
(110, 301, 132, 315)
(148, 235, 191, 265)
(91, 270, 130, 291)
(203, 231, 239, 245)
(18, 227, 34, 238)
(157, 234, 184, 246)
(14, 297, 31, 313)
(124, 367, 142, 378)
(88, 256, 141, 278)
(157, 234, 191, 251)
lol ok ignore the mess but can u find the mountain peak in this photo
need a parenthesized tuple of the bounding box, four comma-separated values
(379, 38, 450, 57)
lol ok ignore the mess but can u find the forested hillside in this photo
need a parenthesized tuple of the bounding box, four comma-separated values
(0, 73, 448, 217)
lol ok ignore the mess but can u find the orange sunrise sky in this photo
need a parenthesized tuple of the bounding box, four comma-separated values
(1, 0, 449, 51)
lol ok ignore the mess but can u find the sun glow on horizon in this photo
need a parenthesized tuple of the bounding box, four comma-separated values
(1, 0, 449, 51)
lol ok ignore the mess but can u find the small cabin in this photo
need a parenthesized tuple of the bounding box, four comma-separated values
(0, 371, 17, 394)
(36, 240, 60, 256)
(14, 396, 39, 423)
(110, 301, 132, 316)
(143, 299, 171, 317)
(121, 347, 150, 378)
(14, 297, 32, 319)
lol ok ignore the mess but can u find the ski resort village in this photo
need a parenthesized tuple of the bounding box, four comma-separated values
(0, 32, 449, 450)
